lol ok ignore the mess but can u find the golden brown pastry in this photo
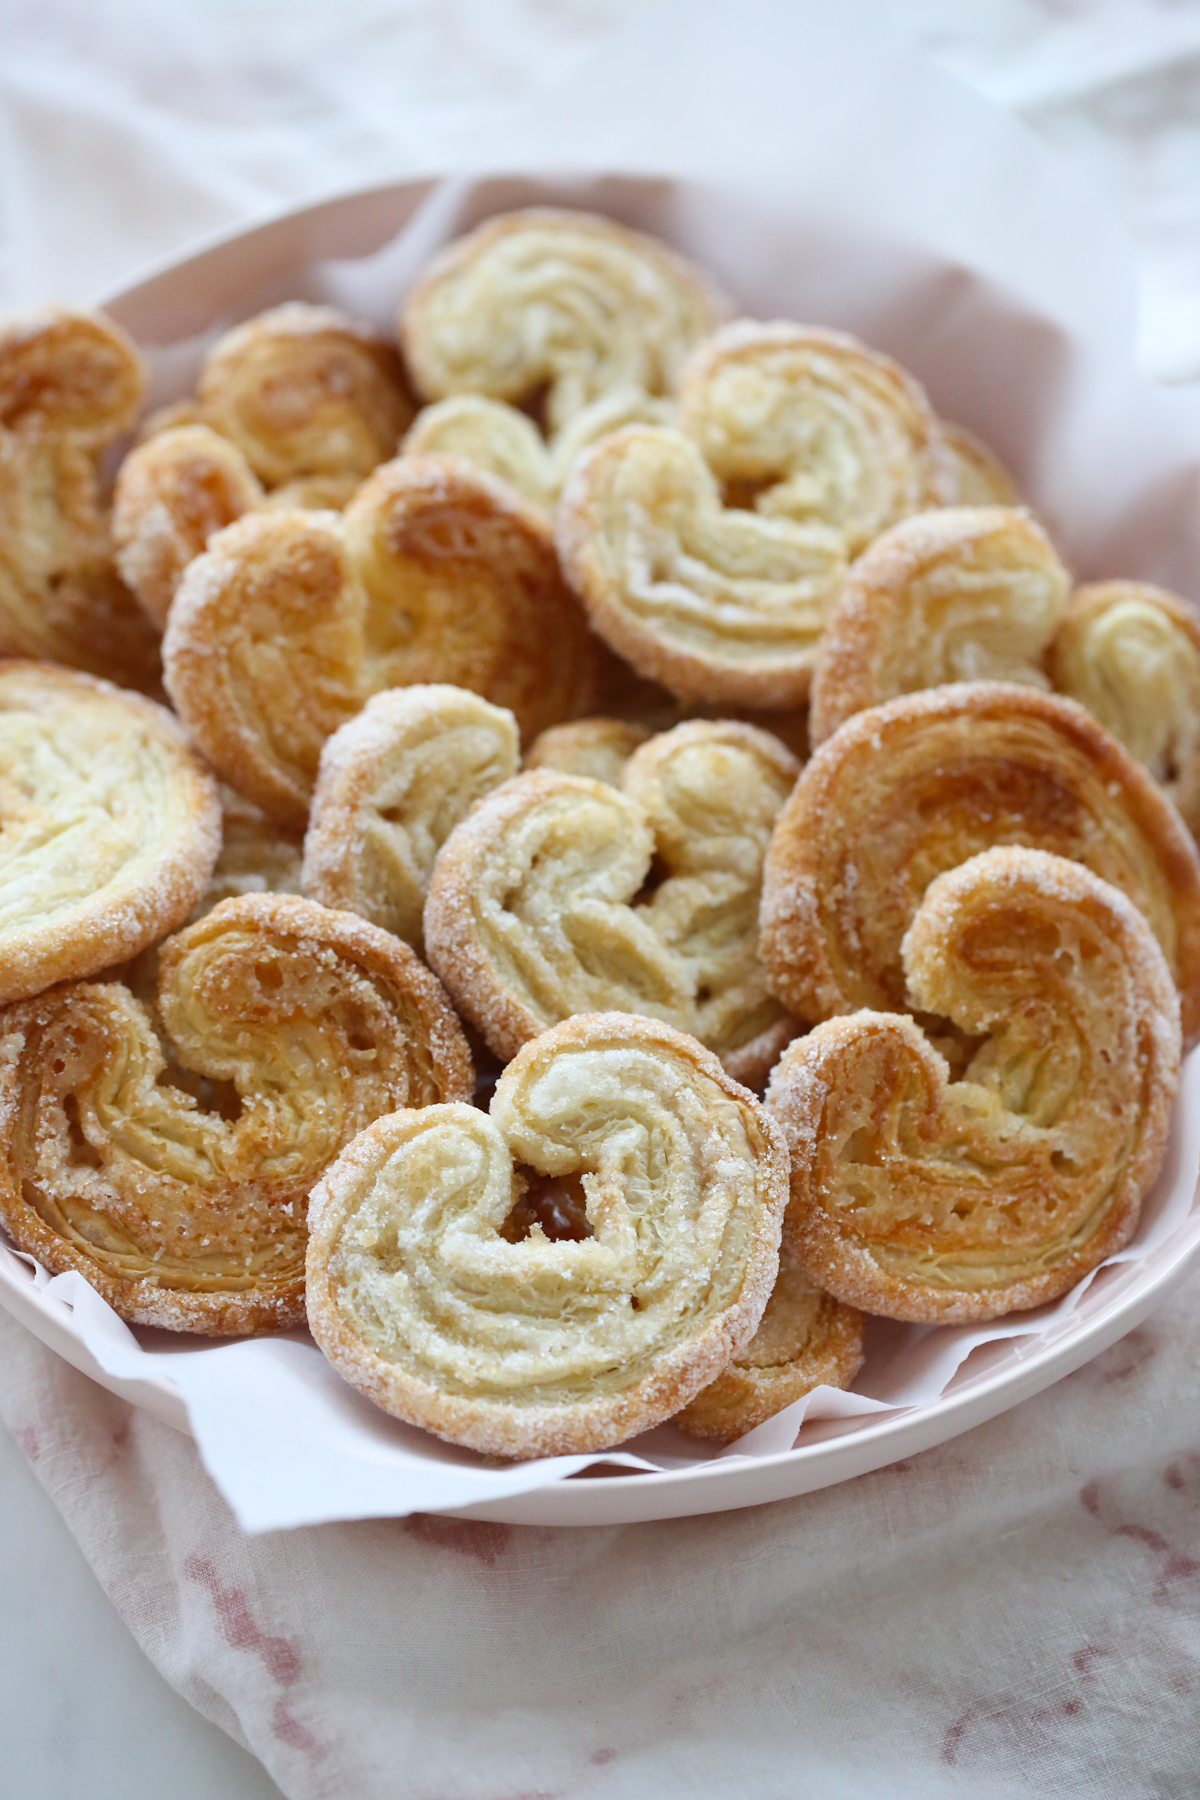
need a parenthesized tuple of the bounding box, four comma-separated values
(674, 1244, 864, 1439)
(0, 662, 220, 1003)
(201, 788, 304, 914)
(0, 893, 473, 1334)
(162, 454, 612, 828)
(305, 1012, 787, 1457)
(1049, 581, 1200, 835)
(808, 506, 1070, 745)
(400, 208, 728, 435)
(0, 308, 160, 689)
(766, 847, 1181, 1322)
(940, 421, 1020, 506)
(424, 719, 801, 1085)
(302, 685, 520, 954)
(557, 425, 848, 707)
(760, 682, 1200, 1046)
(677, 321, 956, 556)
(524, 716, 651, 786)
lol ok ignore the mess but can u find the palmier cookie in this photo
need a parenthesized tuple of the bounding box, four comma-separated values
(760, 683, 1200, 1046)
(0, 894, 472, 1334)
(940, 422, 1020, 507)
(524, 717, 652, 786)
(163, 454, 611, 828)
(674, 1245, 864, 1440)
(766, 847, 1181, 1323)
(0, 663, 220, 1004)
(808, 507, 1070, 745)
(677, 321, 956, 557)
(557, 425, 848, 707)
(424, 720, 801, 1087)
(400, 208, 729, 437)
(306, 1012, 787, 1457)
(1049, 582, 1200, 835)
(0, 309, 160, 689)
(302, 685, 520, 954)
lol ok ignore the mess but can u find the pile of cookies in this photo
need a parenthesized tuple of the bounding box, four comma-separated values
(0, 207, 1196, 1462)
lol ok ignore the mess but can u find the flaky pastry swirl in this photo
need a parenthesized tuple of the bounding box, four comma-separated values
(766, 848, 1181, 1322)
(305, 1012, 787, 1458)
(0, 894, 472, 1334)
(940, 422, 1020, 506)
(677, 321, 956, 556)
(302, 684, 520, 954)
(808, 506, 1070, 744)
(163, 454, 611, 827)
(0, 309, 160, 689)
(400, 208, 728, 436)
(1049, 581, 1200, 835)
(557, 425, 848, 706)
(0, 662, 220, 1003)
(760, 682, 1200, 1046)
(524, 716, 652, 787)
(424, 720, 801, 1085)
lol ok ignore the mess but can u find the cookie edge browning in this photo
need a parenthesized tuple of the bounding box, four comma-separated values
(765, 851, 1182, 1324)
(305, 1011, 788, 1458)
(759, 680, 1200, 1046)
(0, 892, 474, 1336)
(0, 661, 222, 1004)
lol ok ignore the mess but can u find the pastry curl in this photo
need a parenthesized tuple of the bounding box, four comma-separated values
(302, 685, 520, 954)
(305, 1012, 787, 1457)
(400, 208, 728, 436)
(677, 321, 956, 556)
(557, 425, 848, 707)
(941, 421, 1020, 506)
(524, 716, 651, 786)
(0, 662, 220, 1003)
(202, 788, 304, 915)
(162, 454, 611, 827)
(808, 506, 1070, 745)
(424, 720, 801, 1085)
(1049, 581, 1200, 835)
(0, 308, 160, 688)
(0, 894, 473, 1335)
(674, 1245, 864, 1439)
(765, 847, 1181, 1322)
(760, 682, 1200, 1046)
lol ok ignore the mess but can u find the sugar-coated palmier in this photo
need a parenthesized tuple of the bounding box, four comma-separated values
(808, 507, 1070, 745)
(524, 716, 651, 786)
(0, 662, 220, 1003)
(424, 719, 801, 1086)
(302, 685, 520, 954)
(0, 894, 472, 1335)
(940, 421, 1020, 506)
(677, 321, 956, 557)
(163, 454, 612, 828)
(761, 682, 1200, 1045)
(766, 848, 1181, 1323)
(0, 308, 160, 689)
(1049, 581, 1200, 835)
(306, 1013, 787, 1458)
(400, 208, 729, 436)
(557, 425, 848, 707)
(674, 1245, 864, 1440)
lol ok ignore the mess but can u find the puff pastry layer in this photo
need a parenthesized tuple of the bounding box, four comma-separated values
(557, 425, 848, 706)
(163, 454, 611, 826)
(306, 1012, 787, 1457)
(400, 208, 728, 435)
(760, 682, 1200, 1045)
(808, 506, 1070, 744)
(524, 716, 651, 786)
(0, 894, 472, 1333)
(940, 422, 1020, 506)
(766, 847, 1181, 1322)
(425, 720, 800, 1085)
(0, 308, 160, 688)
(0, 662, 220, 1003)
(1049, 581, 1200, 835)
(302, 684, 519, 953)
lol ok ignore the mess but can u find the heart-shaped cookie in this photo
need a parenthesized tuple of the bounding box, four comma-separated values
(0, 893, 473, 1334)
(765, 847, 1181, 1322)
(305, 1012, 787, 1457)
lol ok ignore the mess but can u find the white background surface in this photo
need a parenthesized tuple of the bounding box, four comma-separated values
(5, 1, 1200, 1794)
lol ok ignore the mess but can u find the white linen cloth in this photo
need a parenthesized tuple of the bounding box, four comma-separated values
(3, 1, 1200, 1793)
